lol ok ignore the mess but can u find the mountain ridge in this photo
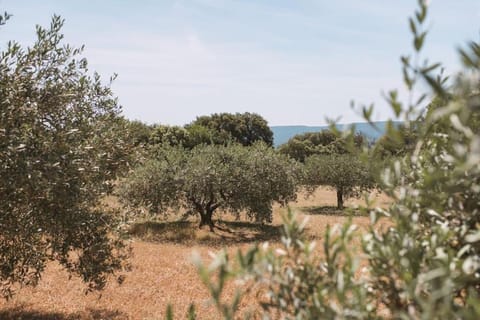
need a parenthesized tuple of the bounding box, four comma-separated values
(271, 121, 401, 147)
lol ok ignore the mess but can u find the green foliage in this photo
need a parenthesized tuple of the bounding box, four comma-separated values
(183, 123, 223, 147)
(123, 119, 155, 147)
(149, 124, 190, 147)
(278, 130, 364, 162)
(127, 112, 274, 150)
(0, 12, 10, 26)
(304, 154, 375, 209)
(165, 304, 196, 320)
(103, 118, 153, 170)
(184, 1, 480, 318)
(286, 129, 374, 210)
(118, 143, 300, 231)
(144, 113, 273, 149)
(192, 210, 377, 319)
(372, 123, 419, 158)
(149, 124, 223, 149)
(0, 16, 130, 298)
(187, 112, 274, 147)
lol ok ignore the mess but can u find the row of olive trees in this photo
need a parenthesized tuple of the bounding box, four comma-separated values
(121, 120, 380, 223)
(117, 135, 378, 228)
(181, 1, 480, 318)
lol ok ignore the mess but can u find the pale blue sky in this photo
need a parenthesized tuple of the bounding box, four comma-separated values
(1, 0, 479, 126)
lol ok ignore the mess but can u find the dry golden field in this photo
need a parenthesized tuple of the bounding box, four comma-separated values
(0, 188, 391, 319)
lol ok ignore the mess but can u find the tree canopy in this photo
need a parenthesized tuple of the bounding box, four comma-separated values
(372, 122, 419, 158)
(304, 154, 375, 209)
(123, 119, 156, 147)
(0, 15, 130, 297)
(187, 112, 274, 147)
(150, 124, 190, 147)
(278, 130, 364, 162)
(118, 143, 300, 231)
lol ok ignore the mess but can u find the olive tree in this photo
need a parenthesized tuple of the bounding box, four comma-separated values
(123, 119, 155, 147)
(187, 112, 274, 147)
(278, 130, 364, 162)
(304, 154, 375, 209)
(0, 16, 130, 298)
(280, 129, 373, 210)
(118, 143, 300, 231)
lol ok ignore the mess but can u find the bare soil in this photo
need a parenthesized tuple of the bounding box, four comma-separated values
(0, 188, 391, 319)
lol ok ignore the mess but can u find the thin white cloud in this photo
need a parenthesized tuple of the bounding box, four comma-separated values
(2, 0, 477, 126)
(81, 27, 403, 126)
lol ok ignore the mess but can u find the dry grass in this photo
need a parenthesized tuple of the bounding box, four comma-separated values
(0, 188, 391, 319)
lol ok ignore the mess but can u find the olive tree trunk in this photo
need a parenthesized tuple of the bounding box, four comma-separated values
(198, 208, 215, 232)
(336, 188, 344, 210)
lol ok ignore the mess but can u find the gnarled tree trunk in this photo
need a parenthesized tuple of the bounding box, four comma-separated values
(336, 188, 344, 210)
(199, 209, 215, 232)
(192, 196, 220, 232)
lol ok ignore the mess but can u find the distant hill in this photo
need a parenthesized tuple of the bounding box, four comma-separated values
(271, 121, 401, 147)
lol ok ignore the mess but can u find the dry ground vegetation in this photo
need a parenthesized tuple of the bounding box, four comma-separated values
(0, 188, 391, 319)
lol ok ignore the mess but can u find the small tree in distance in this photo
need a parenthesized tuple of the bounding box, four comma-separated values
(303, 154, 375, 209)
(118, 143, 300, 231)
(372, 123, 418, 158)
(278, 130, 365, 162)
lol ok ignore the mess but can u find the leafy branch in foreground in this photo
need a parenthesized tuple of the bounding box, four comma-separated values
(0, 12, 10, 26)
(188, 209, 377, 319)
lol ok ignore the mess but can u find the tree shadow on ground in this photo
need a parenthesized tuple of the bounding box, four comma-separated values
(299, 205, 367, 216)
(212, 220, 282, 243)
(128, 220, 196, 243)
(0, 306, 127, 320)
(128, 220, 282, 246)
